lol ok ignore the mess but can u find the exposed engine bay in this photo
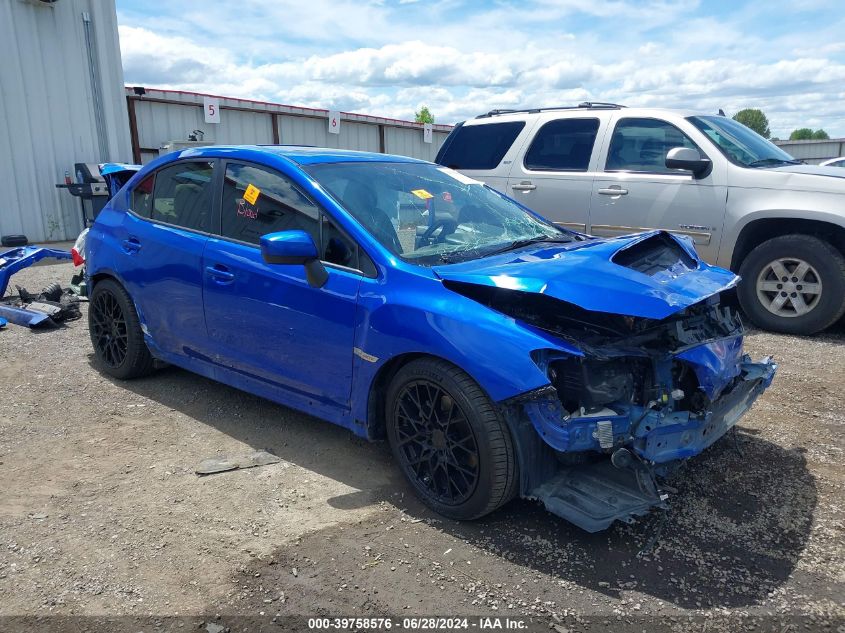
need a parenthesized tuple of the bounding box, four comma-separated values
(446, 279, 776, 532)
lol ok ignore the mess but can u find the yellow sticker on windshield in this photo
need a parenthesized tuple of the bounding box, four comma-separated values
(411, 189, 434, 200)
(243, 183, 260, 205)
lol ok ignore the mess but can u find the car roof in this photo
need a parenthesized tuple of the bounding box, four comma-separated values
(173, 145, 428, 166)
(461, 106, 702, 126)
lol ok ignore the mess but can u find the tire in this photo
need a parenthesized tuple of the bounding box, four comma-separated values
(737, 234, 845, 335)
(386, 358, 518, 520)
(88, 278, 155, 379)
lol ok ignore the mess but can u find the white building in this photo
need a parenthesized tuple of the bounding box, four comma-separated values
(0, 0, 452, 244)
(1, 0, 131, 243)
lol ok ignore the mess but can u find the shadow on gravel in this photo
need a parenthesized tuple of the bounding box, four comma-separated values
(427, 433, 819, 609)
(99, 355, 818, 611)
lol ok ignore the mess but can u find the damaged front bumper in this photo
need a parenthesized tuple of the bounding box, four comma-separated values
(507, 347, 777, 532)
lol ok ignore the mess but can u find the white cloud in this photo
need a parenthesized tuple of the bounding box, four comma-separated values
(116, 1, 845, 137)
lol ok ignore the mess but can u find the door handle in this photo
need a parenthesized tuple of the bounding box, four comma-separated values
(511, 182, 537, 191)
(205, 265, 235, 283)
(597, 187, 628, 196)
(121, 238, 141, 253)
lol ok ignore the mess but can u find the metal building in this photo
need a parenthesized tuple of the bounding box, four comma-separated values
(1, 0, 131, 243)
(774, 138, 845, 164)
(126, 88, 452, 165)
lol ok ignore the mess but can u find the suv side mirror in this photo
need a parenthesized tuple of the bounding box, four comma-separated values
(665, 147, 711, 177)
(260, 230, 328, 288)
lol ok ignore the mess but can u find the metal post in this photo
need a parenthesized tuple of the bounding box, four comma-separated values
(82, 11, 109, 162)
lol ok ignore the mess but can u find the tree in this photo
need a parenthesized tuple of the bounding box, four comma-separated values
(415, 106, 434, 124)
(812, 129, 830, 140)
(789, 128, 814, 140)
(732, 108, 770, 138)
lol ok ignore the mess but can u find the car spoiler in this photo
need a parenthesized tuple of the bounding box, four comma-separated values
(100, 163, 142, 197)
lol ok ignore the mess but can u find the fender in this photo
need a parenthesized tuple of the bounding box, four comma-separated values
(347, 268, 582, 425)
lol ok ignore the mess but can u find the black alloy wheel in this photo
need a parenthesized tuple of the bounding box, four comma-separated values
(393, 379, 480, 505)
(90, 288, 128, 368)
(88, 279, 155, 379)
(386, 358, 518, 520)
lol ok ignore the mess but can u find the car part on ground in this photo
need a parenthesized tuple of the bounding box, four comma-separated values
(0, 246, 78, 328)
(195, 450, 281, 475)
(86, 145, 776, 531)
(0, 246, 72, 298)
(0, 283, 82, 328)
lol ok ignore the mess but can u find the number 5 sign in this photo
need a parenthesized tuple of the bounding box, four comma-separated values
(328, 110, 341, 135)
(204, 97, 221, 124)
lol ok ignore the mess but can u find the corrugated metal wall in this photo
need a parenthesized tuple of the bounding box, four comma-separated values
(774, 139, 845, 164)
(0, 0, 130, 243)
(128, 88, 451, 165)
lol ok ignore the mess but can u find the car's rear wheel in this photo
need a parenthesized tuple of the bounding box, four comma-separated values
(738, 234, 845, 335)
(89, 279, 155, 379)
(386, 358, 518, 520)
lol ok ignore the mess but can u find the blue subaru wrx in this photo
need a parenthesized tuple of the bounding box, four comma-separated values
(87, 146, 776, 532)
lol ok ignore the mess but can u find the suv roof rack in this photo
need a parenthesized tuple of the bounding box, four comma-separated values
(476, 102, 625, 118)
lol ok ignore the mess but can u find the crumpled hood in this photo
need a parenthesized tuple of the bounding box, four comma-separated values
(433, 231, 739, 320)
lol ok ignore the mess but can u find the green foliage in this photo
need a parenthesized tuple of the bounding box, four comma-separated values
(415, 106, 435, 124)
(812, 129, 830, 140)
(732, 108, 770, 138)
(789, 128, 814, 140)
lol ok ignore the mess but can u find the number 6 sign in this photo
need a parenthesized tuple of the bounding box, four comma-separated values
(328, 110, 341, 135)
(204, 97, 221, 124)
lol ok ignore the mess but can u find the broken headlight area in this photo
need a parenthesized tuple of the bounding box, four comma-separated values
(504, 352, 775, 532)
(497, 297, 776, 532)
(524, 350, 774, 463)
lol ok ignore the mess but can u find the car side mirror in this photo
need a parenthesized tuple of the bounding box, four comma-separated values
(665, 147, 711, 178)
(260, 230, 328, 288)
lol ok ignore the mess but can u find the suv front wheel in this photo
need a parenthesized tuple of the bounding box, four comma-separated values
(738, 234, 845, 335)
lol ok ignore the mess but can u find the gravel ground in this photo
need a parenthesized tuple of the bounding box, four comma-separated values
(0, 260, 843, 632)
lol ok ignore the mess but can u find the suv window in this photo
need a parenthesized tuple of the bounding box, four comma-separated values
(131, 174, 154, 218)
(222, 162, 373, 274)
(606, 118, 698, 174)
(151, 161, 214, 231)
(437, 121, 525, 170)
(524, 118, 599, 171)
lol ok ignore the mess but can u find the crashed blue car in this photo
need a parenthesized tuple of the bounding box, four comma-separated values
(86, 146, 776, 531)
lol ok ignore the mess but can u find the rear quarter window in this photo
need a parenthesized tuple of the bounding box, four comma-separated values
(131, 174, 154, 218)
(437, 121, 525, 170)
(150, 161, 214, 232)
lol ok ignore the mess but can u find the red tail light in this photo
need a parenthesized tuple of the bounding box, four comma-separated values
(71, 248, 85, 267)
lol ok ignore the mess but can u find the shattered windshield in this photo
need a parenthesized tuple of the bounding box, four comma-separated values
(304, 161, 571, 265)
(688, 115, 799, 168)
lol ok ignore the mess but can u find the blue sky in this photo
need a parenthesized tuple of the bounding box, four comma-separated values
(116, 0, 845, 137)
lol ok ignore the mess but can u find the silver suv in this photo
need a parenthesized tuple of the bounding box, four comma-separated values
(435, 104, 845, 335)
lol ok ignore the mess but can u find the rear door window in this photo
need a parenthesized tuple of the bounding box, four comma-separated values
(523, 118, 600, 171)
(151, 161, 214, 231)
(436, 121, 525, 170)
(605, 118, 699, 174)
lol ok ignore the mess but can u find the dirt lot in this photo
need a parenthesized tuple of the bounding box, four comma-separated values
(1, 260, 843, 632)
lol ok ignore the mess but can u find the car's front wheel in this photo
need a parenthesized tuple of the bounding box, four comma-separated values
(89, 278, 155, 379)
(386, 358, 518, 520)
(738, 234, 845, 335)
